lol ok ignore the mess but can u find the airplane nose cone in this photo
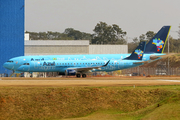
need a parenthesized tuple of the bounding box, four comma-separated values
(3, 62, 13, 70)
(3, 62, 8, 69)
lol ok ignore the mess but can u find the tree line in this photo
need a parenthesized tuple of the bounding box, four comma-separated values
(26, 22, 180, 53)
(26, 22, 127, 44)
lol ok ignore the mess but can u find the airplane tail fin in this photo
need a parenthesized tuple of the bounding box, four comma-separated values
(124, 41, 146, 60)
(145, 26, 171, 53)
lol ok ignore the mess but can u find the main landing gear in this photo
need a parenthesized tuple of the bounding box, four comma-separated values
(76, 74, 81, 78)
(82, 74, 86, 78)
(76, 73, 87, 78)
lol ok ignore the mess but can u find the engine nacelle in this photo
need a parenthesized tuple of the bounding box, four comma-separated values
(66, 69, 76, 76)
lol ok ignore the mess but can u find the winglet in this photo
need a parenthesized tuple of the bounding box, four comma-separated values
(103, 60, 110, 66)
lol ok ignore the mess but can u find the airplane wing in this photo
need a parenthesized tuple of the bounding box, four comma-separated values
(67, 60, 110, 72)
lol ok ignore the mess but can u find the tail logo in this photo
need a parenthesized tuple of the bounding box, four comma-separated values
(152, 38, 164, 52)
(135, 49, 144, 59)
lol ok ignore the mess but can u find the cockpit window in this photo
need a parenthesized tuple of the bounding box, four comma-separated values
(7, 61, 13, 63)
(23, 63, 30, 65)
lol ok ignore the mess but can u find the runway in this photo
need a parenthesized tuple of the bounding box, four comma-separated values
(1, 77, 180, 87)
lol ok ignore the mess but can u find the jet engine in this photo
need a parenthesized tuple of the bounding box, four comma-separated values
(65, 69, 76, 76)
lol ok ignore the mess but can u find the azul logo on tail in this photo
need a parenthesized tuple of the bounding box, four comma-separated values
(152, 38, 164, 52)
(124, 41, 146, 60)
(134, 49, 144, 59)
(145, 26, 171, 53)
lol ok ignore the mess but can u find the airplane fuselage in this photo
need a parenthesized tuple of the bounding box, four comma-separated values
(17, 60, 143, 73)
(3, 53, 164, 71)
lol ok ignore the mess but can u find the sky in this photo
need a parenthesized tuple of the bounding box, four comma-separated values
(25, 0, 180, 41)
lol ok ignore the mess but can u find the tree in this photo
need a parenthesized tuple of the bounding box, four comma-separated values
(64, 28, 92, 40)
(146, 31, 156, 41)
(139, 34, 146, 42)
(92, 22, 109, 44)
(64, 28, 82, 40)
(92, 21, 127, 44)
(133, 37, 139, 45)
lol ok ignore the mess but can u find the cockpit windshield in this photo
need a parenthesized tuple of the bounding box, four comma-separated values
(7, 61, 13, 63)
(23, 63, 30, 65)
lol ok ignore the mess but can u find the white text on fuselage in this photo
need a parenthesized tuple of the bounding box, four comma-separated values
(31, 58, 44, 61)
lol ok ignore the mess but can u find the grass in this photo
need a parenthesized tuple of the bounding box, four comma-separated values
(0, 86, 180, 120)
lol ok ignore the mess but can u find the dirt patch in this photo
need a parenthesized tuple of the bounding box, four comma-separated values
(1, 77, 180, 87)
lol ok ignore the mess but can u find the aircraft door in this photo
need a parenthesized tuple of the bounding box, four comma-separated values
(34, 61, 39, 70)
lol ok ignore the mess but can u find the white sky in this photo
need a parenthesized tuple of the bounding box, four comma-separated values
(25, 0, 180, 41)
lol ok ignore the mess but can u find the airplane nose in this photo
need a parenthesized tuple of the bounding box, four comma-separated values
(3, 62, 8, 69)
(3, 62, 13, 70)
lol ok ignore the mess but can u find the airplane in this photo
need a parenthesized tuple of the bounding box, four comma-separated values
(16, 42, 146, 77)
(3, 26, 171, 76)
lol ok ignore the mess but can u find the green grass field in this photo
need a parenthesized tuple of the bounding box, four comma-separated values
(0, 85, 180, 120)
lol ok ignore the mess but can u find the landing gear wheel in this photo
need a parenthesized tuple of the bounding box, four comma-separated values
(76, 74, 81, 78)
(82, 74, 86, 78)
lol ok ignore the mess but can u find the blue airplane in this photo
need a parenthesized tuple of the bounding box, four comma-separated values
(3, 26, 171, 77)
(16, 42, 146, 77)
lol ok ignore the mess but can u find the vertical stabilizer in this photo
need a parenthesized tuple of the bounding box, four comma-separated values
(124, 41, 146, 60)
(145, 26, 171, 53)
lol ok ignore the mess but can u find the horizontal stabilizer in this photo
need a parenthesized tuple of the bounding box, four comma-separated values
(150, 53, 176, 60)
(133, 61, 149, 64)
